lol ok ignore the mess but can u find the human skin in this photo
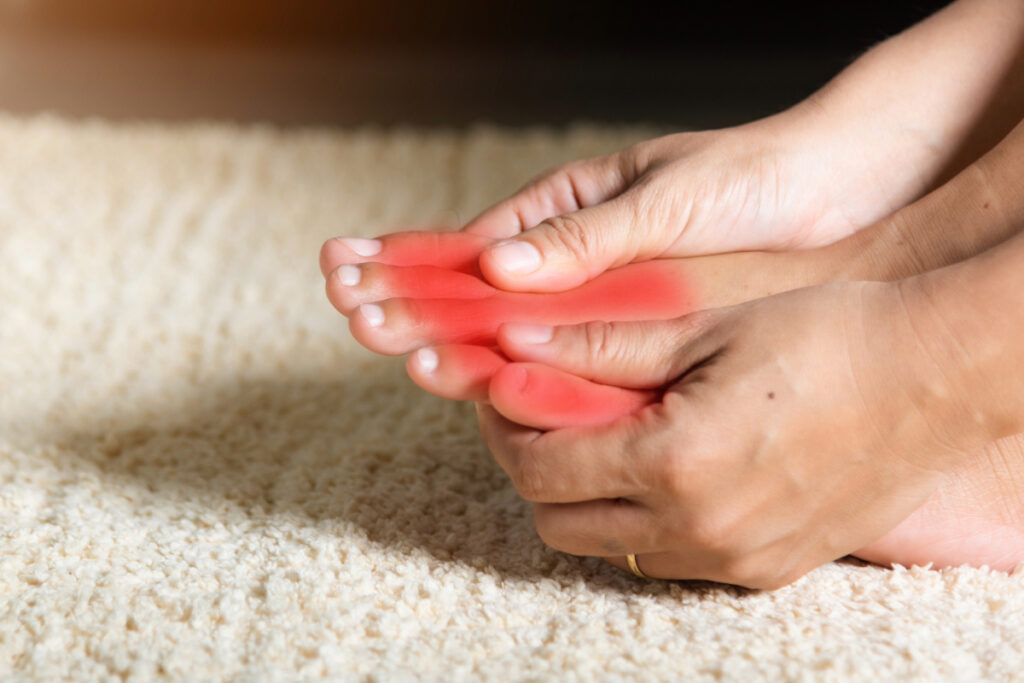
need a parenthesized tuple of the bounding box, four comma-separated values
(320, 229, 1024, 578)
(320, 0, 1024, 581)
(475, 217, 1024, 589)
(320, 113, 1024, 424)
(320, 117, 1024, 576)
(320, 0, 1024, 403)
(323, 254, 695, 355)
(461, 0, 1024, 294)
(469, 117, 1024, 586)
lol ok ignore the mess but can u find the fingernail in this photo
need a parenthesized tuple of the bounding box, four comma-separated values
(359, 303, 385, 328)
(337, 237, 383, 257)
(489, 240, 541, 275)
(414, 347, 438, 373)
(503, 323, 553, 344)
(337, 264, 361, 286)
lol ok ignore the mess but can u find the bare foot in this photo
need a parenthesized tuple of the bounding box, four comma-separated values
(320, 230, 814, 356)
(320, 230, 816, 426)
(855, 434, 1024, 571)
(319, 227, 1024, 572)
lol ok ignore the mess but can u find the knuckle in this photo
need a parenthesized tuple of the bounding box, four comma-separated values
(685, 513, 736, 555)
(677, 307, 722, 338)
(716, 553, 768, 588)
(538, 214, 598, 263)
(581, 320, 616, 364)
(521, 160, 591, 216)
(552, 163, 593, 209)
(511, 450, 549, 502)
(531, 506, 576, 554)
(712, 548, 798, 593)
(621, 142, 652, 178)
(657, 448, 695, 500)
(522, 173, 558, 209)
(579, 320, 647, 372)
(672, 497, 743, 555)
(519, 163, 565, 194)
(631, 177, 673, 226)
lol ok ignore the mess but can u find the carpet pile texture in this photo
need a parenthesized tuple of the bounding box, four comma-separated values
(1, 115, 1023, 680)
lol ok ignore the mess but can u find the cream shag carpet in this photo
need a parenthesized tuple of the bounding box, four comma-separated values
(1, 115, 1023, 681)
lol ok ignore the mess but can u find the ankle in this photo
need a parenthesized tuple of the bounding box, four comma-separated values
(819, 160, 1017, 284)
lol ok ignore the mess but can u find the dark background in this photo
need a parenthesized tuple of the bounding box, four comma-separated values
(0, 0, 953, 127)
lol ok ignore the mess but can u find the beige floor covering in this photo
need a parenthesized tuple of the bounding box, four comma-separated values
(1, 115, 1023, 681)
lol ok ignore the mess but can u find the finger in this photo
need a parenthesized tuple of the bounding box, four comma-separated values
(462, 155, 630, 240)
(531, 498, 661, 557)
(326, 262, 494, 315)
(319, 230, 494, 277)
(406, 345, 507, 402)
(488, 363, 657, 430)
(603, 550, 779, 587)
(533, 519, 739, 584)
(602, 552, 709, 582)
(497, 311, 722, 389)
(478, 190, 664, 292)
(476, 403, 653, 503)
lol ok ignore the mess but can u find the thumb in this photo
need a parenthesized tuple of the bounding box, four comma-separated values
(495, 312, 722, 389)
(478, 190, 660, 292)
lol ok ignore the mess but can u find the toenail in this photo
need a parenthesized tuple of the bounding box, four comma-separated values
(360, 303, 385, 328)
(337, 237, 383, 257)
(503, 323, 553, 344)
(337, 264, 361, 286)
(415, 347, 439, 373)
(489, 240, 541, 275)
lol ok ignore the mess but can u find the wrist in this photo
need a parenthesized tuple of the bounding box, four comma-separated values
(816, 156, 1016, 283)
(738, 96, 939, 245)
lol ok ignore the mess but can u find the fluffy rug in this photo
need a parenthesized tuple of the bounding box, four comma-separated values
(1, 115, 1022, 681)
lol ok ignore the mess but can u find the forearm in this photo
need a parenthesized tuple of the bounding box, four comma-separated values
(794, 0, 1024, 203)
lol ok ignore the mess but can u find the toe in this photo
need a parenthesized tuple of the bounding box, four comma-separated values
(348, 299, 424, 355)
(320, 230, 495, 276)
(320, 237, 382, 276)
(348, 296, 510, 354)
(327, 262, 497, 316)
(326, 264, 368, 314)
(406, 345, 508, 402)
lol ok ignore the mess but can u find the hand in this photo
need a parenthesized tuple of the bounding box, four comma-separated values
(476, 281, 989, 588)
(319, 229, 834, 429)
(319, 228, 822, 353)
(462, 0, 1024, 294)
(463, 119, 903, 293)
(318, 142, 1015, 427)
